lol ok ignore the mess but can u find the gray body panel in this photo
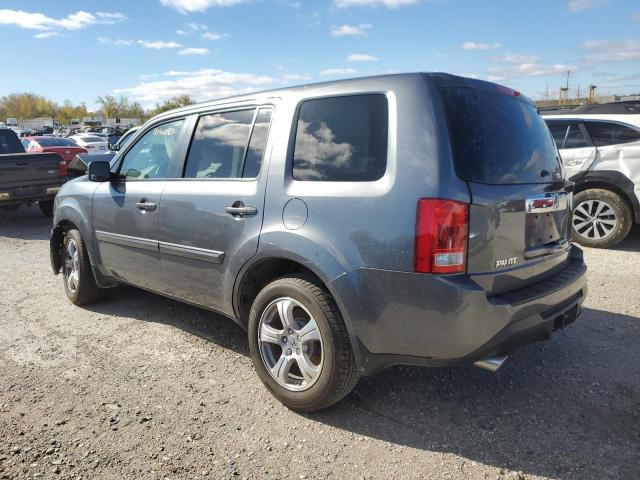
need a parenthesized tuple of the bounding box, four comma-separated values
(0, 152, 64, 205)
(50, 73, 588, 374)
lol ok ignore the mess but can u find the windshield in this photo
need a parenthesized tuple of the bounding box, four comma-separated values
(441, 87, 562, 184)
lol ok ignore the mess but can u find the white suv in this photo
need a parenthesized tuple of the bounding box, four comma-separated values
(544, 102, 640, 248)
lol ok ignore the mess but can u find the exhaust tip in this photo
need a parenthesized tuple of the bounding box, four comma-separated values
(473, 355, 508, 373)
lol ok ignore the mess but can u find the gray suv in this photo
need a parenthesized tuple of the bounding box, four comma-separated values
(50, 74, 587, 411)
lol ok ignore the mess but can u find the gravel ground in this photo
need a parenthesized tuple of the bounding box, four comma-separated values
(1, 205, 639, 480)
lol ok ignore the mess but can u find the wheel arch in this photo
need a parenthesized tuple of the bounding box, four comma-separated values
(571, 170, 640, 223)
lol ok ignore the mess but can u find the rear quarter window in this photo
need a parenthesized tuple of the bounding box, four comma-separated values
(292, 94, 388, 182)
(585, 121, 640, 147)
(442, 87, 562, 184)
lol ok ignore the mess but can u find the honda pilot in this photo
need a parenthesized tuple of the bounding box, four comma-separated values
(50, 73, 587, 411)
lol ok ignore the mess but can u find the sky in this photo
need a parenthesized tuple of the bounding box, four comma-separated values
(0, 0, 639, 110)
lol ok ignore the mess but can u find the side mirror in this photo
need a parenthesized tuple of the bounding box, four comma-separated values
(88, 160, 111, 182)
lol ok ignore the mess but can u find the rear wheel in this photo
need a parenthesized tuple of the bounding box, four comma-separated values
(62, 229, 102, 305)
(571, 189, 632, 248)
(248, 275, 359, 412)
(39, 200, 54, 217)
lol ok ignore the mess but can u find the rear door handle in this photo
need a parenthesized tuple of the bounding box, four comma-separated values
(225, 204, 257, 217)
(136, 199, 157, 211)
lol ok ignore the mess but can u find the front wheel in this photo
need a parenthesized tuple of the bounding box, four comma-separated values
(62, 229, 102, 305)
(571, 189, 632, 248)
(248, 276, 359, 412)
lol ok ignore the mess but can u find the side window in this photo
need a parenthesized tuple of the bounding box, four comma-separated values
(184, 109, 255, 179)
(585, 121, 640, 147)
(563, 123, 589, 149)
(547, 123, 568, 148)
(119, 119, 185, 180)
(243, 108, 273, 178)
(292, 94, 388, 181)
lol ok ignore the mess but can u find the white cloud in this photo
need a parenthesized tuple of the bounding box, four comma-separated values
(0, 9, 126, 31)
(319, 68, 359, 76)
(159, 0, 248, 14)
(176, 29, 188, 36)
(202, 32, 224, 40)
(178, 47, 210, 55)
(98, 37, 133, 46)
(582, 39, 640, 62)
(34, 31, 62, 39)
(282, 74, 311, 82)
(330, 23, 372, 37)
(495, 52, 539, 64)
(568, 0, 606, 12)
(462, 41, 501, 51)
(334, 0, 419, 7)
(347, 53, 379, 62)
(114, 68, 275, 104)
(138, 40, 183, 49)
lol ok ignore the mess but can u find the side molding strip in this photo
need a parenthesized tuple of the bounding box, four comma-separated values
(95, 230, 158, 251)
(159, 241, 225, 264)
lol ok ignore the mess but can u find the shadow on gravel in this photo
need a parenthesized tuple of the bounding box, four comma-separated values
(608, 224, 640, 253)
(84, 284, 250, 358)
(311, 307, 640, 480)
(0, 204, 51, 240)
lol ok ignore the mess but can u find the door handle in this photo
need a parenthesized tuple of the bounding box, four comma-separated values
(136, 199, 157, 211)
(225, 203, 257, 217)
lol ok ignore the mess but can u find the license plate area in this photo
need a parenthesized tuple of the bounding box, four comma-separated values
(525, 193, 571, 249)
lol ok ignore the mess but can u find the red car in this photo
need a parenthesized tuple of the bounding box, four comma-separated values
(22, 136, 88, 175)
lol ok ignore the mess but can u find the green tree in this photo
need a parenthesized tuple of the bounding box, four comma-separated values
(96, 94, 119, 119)
(148, 95, 196, 117)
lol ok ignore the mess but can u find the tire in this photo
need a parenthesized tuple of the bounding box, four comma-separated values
(39, 200, 54, 217)
(571, 189, 633, 249)
(62, 229, 102, 305)
(248, 275, 359, 412)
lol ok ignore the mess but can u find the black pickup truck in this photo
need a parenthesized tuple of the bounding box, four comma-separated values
(0, 128, 66, 216)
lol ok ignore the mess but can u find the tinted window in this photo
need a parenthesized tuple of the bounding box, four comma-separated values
(184, 109, 255, 179)
(585, 121, 640, 147)
(36, 137, 77, 147)
(563, 124, 589, 149)
(119, 119, 185, 180)
(547, 123, 568, 147)
(243, 108, 273, 178)
(441, 87, 561, 184)
(0, 130, 23, 154)
(292, 94, 388, 181)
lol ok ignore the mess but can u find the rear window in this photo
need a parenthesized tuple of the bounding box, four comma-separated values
(585, 121, 640, 147)
(292, 94, 388, 182)
(0, 129, 23, 154)
(79, 136, 105, 143)
(36, 137, 77, 147)
(441, 87, 562, 184)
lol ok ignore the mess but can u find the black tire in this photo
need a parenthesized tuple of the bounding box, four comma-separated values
(39, 200, 54, 217)
(62, 229, 102, 305)
(572, 189, 633, 249)
(248, 275, 359, 412)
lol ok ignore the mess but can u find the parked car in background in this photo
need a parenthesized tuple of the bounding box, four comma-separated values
(0, 128, 66, 216)
(69, 134, 110, 154)
(543, 102, 640, 248)
(12, 128, 35, 138)
(22, 136, 88, 168)
(50, 74, 587, 411)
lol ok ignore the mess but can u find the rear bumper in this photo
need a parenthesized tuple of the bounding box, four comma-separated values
(330, 246, 587, 375)
(0, 185, 62, 206)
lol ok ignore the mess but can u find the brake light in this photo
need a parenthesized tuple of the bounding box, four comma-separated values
(58, 160, 68, 177)
(415, 199, 469, 274)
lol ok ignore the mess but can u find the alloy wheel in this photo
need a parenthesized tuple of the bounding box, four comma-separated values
(572, 199, 618, 241)
(64, 239, 80, 293)
(258, 297, 324, 391)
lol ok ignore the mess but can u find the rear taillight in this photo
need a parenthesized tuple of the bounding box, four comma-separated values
(415, 199, 469, 274)
(58, 160, 68, 177)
